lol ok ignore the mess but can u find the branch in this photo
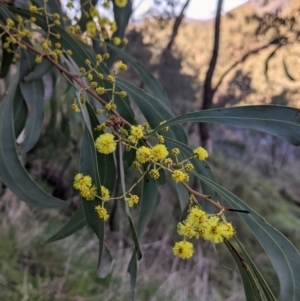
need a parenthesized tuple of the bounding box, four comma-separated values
(213, 37, 282, 93)
(162, 0, 191, 53)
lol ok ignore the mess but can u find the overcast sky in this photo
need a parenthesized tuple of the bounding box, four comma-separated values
(133, 0, 248, 20)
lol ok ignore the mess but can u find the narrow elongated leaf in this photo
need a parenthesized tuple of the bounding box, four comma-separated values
(80, 127, 105, 268)
(234, 237, 277, 301)
(119, 145, 142, 260)
(225, 241, 264, 301)
(107, 43, 170, 108)
(19, 79, 45, 153)
(0, 71, 65, 208)
(114, 91, 136, 125)
(24, 59, 53, 82)
(86, 102, 116, 191)
(46, 205, 87, 243)
(128, 252, 137, 301)
(19, 44, 45, 153)
(13, 87, 27, 138)
(97, 245, 114, 278)
(137, 173, 161, 239)
(192, 172, 300, 301)
(0, 34, 13, 78)
(116, 78, 187, 144)
(151, 106, 300, 146)
(13, 0, 29, 9)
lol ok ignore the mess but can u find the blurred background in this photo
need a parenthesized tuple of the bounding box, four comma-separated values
(1, 0, 300, 300)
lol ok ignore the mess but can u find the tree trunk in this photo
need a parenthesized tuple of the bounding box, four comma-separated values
(199, 0, 223, 150)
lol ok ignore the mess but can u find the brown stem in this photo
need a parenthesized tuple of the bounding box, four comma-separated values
(12, 34, 132, 127)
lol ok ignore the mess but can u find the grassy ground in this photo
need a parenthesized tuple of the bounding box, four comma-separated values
(1, 137, 300, 301)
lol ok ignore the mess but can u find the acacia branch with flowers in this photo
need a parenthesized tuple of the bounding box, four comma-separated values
(0, 1, 300, 300)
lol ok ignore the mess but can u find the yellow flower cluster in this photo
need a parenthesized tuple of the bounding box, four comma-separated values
(173, 206, 235, 259)
(73, 173, 96, 200)
(135, 144, 169, 163)
(73, 174, 112, 220)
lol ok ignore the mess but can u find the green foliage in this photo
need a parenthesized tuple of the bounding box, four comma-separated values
(0, 1, 300, 301)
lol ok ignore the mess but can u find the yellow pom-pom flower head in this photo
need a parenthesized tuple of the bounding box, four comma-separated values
(95, 205, 109, 221)
(80, 185, 97, 200)
(151, 144, 169, 161)
(73, 173, 92, 191)
(95, 133, 117, 154)
(187, 207, 208, 226)
(203, 216, 224, 244)
(130, 125, 144, 140)
(86, 21, 97, 37)
(101, 185, 110, 202)
(172, 241, 194, 259)
(218, 222, 235, 240)
(115, 0, 127, 8)
(125, 195, 139, 207)
(136, 146, 152, 163)
(193, 147, 209, 161)
(172, 170, 187, 183)
(177, 220, 196, 239)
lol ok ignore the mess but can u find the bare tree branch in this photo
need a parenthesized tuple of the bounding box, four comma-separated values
(213, 37, 282, 93)
(162, 0, 191, 54)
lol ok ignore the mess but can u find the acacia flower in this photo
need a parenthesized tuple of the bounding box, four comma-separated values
(86, 21, 97, 36)
(101, 186, 110, 201)
(149, 169, 160, 180)
(119, 91, 127, 98)
(172, 241, 194, 259)
(125, 194, 139, 207)
(96, 87, 105, 95)
(193, 147, 209, 161)
(80, 185, 97, 200)
(71, 103, 80, 112)
(111, 21, 117, 32)
(136, 146, 152, 163)
(171, 148, 180, 156)
(113, 37, 121, 45)
(89, 6, 99, 17)
(187, 207, 208, 227)
(172, 170, 187, 183)
(218, 222, 235, 240)
(177, 220, 196, 238)
(184, 163, 194, 171)
(115, 0, 128, 8)
(95, 133, 117, 154)
(95, 205, 109, 221)
(159, 120, 169, 131)
(29, 5, 38, 13)
(130, 125, 144, 140)
(151, 144, 169, 161)
(117, 60, 127, 71)
(203, 216, 224, 244)
(73, 173, 92, 191)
